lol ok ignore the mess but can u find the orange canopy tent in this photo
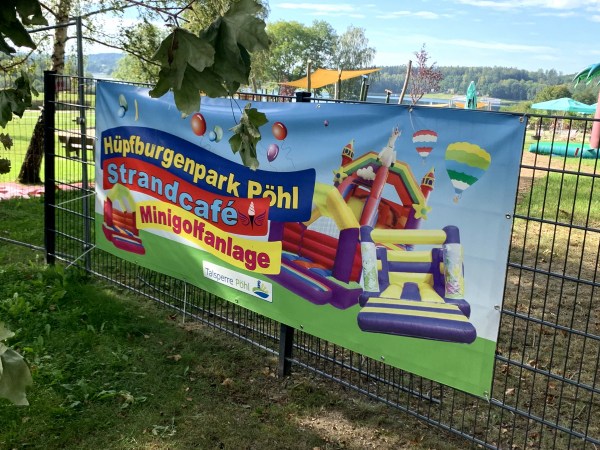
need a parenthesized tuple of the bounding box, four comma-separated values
(280, 68, 381, 89)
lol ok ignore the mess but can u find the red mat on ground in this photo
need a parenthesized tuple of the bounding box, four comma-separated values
(0, 182, 45, 200)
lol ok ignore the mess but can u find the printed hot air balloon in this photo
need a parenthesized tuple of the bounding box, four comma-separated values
(445, 142, 491, 202)
(412, 129, 438, 161)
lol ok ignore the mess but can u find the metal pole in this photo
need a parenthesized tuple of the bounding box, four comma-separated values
(359, 76, 367, 101)
(76, 16, 92, 271)
(43, 71, 57, 265)
(278, 324, 294, 377)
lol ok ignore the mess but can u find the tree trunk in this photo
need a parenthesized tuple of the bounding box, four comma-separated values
(19, 0, 72, 183)
(398, 60, 412, 105)
(18, 112, 44, 184)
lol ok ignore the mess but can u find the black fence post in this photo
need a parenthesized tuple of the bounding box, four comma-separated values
(278, 323, 294, 377)
(295, 91, 311, 102)
(43, 70, 57, 265)
(277, 90, 309, 377)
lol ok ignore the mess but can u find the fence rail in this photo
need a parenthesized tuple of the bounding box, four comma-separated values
(2, 72, 598, 449)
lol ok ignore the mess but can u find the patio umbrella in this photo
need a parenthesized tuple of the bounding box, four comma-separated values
(465, 81, 477, 109)
(531, 97, 596, 114)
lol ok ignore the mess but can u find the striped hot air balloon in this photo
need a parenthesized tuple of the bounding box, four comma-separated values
(412, 129, 438, 161)
(445, 142, 491, 202)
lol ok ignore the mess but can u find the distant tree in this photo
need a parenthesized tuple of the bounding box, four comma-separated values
(332, 25, 375, 100)
(333, 25, 375, 69)
(533, 84, 572, 102)
(572, 83, 599, 105)
(258, 20, 337, 85)
(112, 21, 166, 84)
(409, 44, 443, 105)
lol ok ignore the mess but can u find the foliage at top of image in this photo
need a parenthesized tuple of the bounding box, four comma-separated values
(149, 0, 270, 116)
(0, 0, 47, 55)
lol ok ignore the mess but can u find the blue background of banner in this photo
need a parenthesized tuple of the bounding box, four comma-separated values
(95, 81, 527, 396)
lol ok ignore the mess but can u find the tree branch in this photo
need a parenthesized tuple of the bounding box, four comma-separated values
(0, 48, 35, 71)
(39, 1, 58, 19)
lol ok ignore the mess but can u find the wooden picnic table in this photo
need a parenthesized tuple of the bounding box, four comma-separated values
(57, 128, 96, 160)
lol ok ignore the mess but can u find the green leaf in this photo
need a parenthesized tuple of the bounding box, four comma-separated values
(151, 28, 215, 90)
(0, 38, 16, 55)
(0, 133, 14, 151)
(222, 0, 270, 53)
(15, 0, 48, 26)
(0, 323, 33, 406)
(0, 158, 11, 175)
(0, 323, 15, 342)
(202, 0, 270, 93)
(0, 0, 47, 54)
(0, 72, 34, 128)
(228, 133, 243, 154)
(228, 103, 266, 169)
(245, 107, 268, 128)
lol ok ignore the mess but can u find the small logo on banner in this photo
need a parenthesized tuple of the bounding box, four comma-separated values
(203, 261, 273, 302)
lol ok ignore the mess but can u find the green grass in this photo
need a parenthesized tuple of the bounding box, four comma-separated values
(516, 171, 600, 227)
(1, 110, 95, 184)
(0, 260, 466, 450)
(0, 197, 44, 264)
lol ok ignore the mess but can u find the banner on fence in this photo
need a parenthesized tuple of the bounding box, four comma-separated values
(95, 81, 526, 397)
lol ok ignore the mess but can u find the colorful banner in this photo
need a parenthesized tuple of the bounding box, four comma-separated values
(95, 81, 526, 397)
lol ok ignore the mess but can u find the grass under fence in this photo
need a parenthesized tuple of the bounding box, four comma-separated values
(0, 261, 466, 450)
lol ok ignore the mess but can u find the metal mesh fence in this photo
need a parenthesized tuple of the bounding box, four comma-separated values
(35, 73, 600, 449)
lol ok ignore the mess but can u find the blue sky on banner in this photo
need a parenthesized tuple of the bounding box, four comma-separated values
(268, 0, 600, 74)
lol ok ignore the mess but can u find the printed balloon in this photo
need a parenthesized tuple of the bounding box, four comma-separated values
(191, 113, 206, 136)
(445, 142, 491, 202)
(272, 122, 287, 140)
(267, 143, 280, 162)
(117, 94, 128, 118)
(412, 129, 438, 161)
(208, 130, 217, 141)
(213, 125, 223, 142)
